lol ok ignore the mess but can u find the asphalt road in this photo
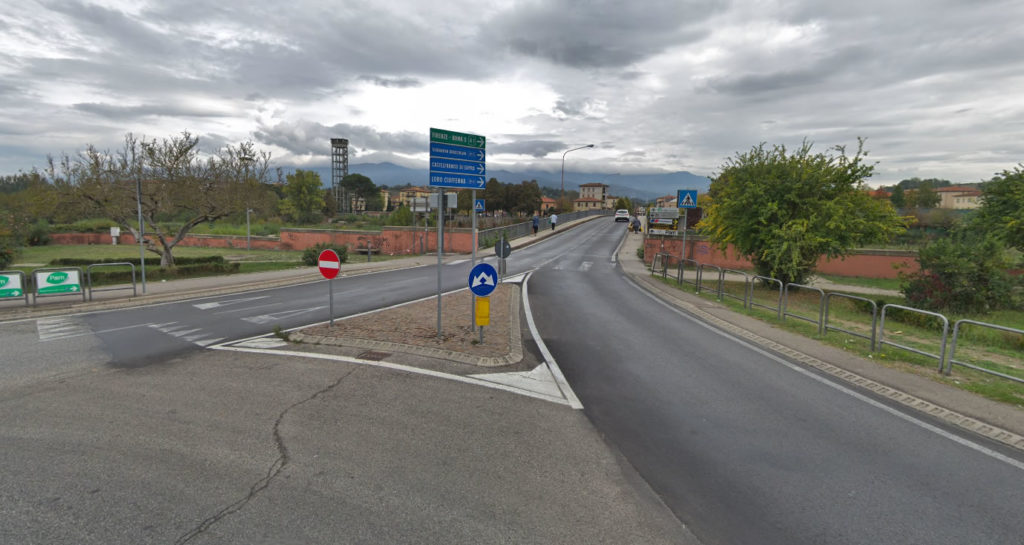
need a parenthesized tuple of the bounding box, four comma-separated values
(0, 219, 697, 544)
(527, 220, 1024, 545)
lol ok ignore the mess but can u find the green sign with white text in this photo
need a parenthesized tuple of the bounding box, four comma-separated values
(0, 273, 23, 298)
(34, 270, 82, 295)
(430, 128, 485, 149)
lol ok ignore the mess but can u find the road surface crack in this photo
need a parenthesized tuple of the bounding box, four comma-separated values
(174, 368, 357, 544)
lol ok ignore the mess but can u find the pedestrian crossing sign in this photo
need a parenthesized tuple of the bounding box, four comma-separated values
(677, 189, 698, 209)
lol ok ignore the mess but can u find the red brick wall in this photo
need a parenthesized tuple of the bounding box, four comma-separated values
(644, 237, 919, 279)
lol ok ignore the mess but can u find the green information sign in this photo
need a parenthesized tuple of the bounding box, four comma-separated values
(430, 127, 485, 149)
(0, 274, 23, 298)
(34, 270, 83, 295)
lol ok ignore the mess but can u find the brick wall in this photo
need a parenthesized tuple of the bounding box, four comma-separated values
(644, 236, 919, 279)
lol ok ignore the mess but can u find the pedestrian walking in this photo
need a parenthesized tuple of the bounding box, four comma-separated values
(550, 213, 558, 231)
(532, 214, 539, 235)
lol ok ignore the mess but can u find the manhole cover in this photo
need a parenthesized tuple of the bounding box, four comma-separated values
(358, 351, 391, 361)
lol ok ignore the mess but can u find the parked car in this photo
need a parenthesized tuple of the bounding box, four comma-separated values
(614, 209, 630, 222)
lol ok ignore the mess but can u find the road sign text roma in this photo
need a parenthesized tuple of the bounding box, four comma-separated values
(430, 128, 485, 149)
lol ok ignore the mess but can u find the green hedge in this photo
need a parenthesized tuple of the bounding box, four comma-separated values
(84, 261, 240, 285)
(49, 256, 227, 266)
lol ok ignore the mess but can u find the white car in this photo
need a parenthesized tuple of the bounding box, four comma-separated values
(614, 209, 630, 222)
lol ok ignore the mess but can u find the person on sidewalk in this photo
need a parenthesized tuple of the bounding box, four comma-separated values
(532, 214, 539, 235)
(550, 213, 558, 231)
(631, 217, 641, 234)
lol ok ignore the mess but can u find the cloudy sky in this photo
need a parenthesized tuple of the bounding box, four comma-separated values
(1, 0, 1022, 185)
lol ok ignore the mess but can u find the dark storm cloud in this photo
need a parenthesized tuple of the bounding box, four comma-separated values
(490, 140, 566, 158)
(487, 0, 719, 67)
(253, 120, 423, 156)
(72, 102, 227, 120)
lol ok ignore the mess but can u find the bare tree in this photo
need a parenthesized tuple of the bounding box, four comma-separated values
(52, 132, 272, 267)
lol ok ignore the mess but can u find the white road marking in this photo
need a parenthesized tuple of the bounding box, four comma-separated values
(522, 272, 583, 409)
(579, 261, 592, 272)
(242, 306, 326, 325)
(37, 317, 90, 341)
(470, 364, 564, 399)
(211, 344, 573, 407)
(447, 259, 469, 266)
(193, 296, 270, 310)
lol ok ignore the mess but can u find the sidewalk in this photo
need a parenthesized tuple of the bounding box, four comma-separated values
(619, 230, 1024, 448)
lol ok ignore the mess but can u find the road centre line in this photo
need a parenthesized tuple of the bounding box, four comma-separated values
(625, 276, 1024, 473)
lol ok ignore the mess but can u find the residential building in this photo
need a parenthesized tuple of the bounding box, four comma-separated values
(579, 183, 608, 202)
(398, 186, 432, 208)
(937, 186, 983, 209)
(655, 195, 676, 208)
(573, 197, 604, 211)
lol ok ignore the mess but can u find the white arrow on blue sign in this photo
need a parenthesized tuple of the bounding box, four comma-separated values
(431, 142, 485, 163)
(430, 157, 486, 176)
(469, 263, 498, 296)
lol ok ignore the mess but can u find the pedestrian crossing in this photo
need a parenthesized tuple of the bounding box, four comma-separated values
(36, 317, 91, 341)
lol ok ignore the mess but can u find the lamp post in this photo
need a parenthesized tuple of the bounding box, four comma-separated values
(135, 172, 147, 294)
(561, 144, 594, 211)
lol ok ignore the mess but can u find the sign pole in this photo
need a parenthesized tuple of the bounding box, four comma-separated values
(471, 189, 477, 332)
(328, 278, 333, 327)
(682, 208, 688, 262)
(437, 188, 444, 339)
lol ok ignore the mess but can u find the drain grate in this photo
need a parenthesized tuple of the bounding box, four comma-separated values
(358, 350, 391, 361)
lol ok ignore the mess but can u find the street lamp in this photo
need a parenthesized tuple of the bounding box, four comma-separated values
(561, 144, 594, 210)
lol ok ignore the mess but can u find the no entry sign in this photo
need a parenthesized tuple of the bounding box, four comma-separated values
(318, 249, 340, 279)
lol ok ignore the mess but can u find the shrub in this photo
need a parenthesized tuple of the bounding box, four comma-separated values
(26, 219, 51, 246)
(302, 243, 349, 266)
(900, 233, 1020, 314)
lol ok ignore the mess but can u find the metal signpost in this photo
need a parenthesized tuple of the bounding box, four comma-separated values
(429, 127, 486, 337)
(318, 249, 341, 326)
(469, 262, 498, 344)
(677, 189, 698, 262)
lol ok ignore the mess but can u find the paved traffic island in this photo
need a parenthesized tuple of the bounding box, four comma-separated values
(290, 283, 525, 368)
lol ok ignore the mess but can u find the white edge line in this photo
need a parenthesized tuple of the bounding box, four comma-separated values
(625, 275, 1024, 473)
(210, 345, 571, 407)
(522, 271, 584, 409)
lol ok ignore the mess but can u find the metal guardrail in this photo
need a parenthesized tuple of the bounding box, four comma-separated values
(87, 262, 137, 301)
(878, 304, 949, 371)
(651, 252, 672, 276)
(676, 258, 700, 291)
(477, 209, 607, 249)
(783, 283, 825, 334)
(824, 293, 878, 350)
(747, 276, 783, 319)
(720, 268, 750, 307)
(947, 320, 1024, 384)
(696, 264, 723, 298)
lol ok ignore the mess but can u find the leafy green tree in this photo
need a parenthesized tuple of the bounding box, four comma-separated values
(483, 178, 504, 212)
(971, 165, 1024, 252)
(280, 169, 325, 224)
(389, 205, 414, 226)
(907, 180, 940, 208)
(340, 173, 380, 211)
(614, 197, 632, 211)
(50, 132, 271, 267)
(889, 186, 906, 208)
(700, 140, 908, 285)
(901, 231, 1020, 314)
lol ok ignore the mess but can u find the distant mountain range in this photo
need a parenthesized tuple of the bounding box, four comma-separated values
(290, 162, 711, 201)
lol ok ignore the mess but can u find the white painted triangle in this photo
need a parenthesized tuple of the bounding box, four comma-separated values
(194, 296, 269, 310)
(502, 273, 527, 283)
(194, 337, 225, 347)
(469, 364, 564, 399)
(168, 328, 202, 338)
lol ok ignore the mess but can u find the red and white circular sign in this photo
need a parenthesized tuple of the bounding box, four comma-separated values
(318, 249, 340, 279)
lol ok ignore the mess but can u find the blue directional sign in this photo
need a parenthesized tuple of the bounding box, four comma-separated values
(431, 142, 485, 163)
(469, 262, 498, 297)
(474, 199, 485, 212)
(677, 189, 698, 209)
(430, 127, 486, 189)
(430, 172, 486, 189)
(430, 157, 486, 176)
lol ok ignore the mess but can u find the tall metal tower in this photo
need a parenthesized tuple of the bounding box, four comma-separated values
(330, 138, 349, 213)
